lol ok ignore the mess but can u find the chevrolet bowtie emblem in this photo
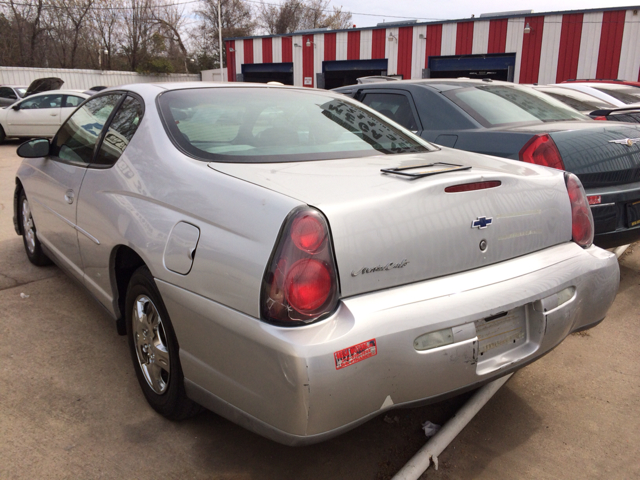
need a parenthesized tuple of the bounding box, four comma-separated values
(609, 138, 640, 147)
(472, 216, 493, 229)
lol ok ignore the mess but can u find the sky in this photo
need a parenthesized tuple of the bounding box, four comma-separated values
(336, 0, 640, 28)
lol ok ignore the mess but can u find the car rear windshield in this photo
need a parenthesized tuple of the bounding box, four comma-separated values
(157, 87, 432, 163)
(591, 85, 640, 105)
(536, 87, 614, 111)
(444, 85, 588, 127)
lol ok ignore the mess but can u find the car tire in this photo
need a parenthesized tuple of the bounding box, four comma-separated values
(0, 125, 5, 144)
(18, 190, 52, 266)
(126, 266, 202, 420)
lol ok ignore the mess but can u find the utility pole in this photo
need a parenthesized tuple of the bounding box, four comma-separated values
(218, 0, 224, 81)
(99, 48, 108, 71)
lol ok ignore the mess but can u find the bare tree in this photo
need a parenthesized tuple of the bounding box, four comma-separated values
(151, 3, 191, 72)
(46, 0, 95, 68)
(258, 0, 351, 35)
(194, 0, 255, 68)
(121, 0, 157, 71)
(0, 0, 259, 72)
(258, 0, 304, 35)
(89, 0, 125, 70)
(313, 1, 352, 30)
(7, 0, 46, 66)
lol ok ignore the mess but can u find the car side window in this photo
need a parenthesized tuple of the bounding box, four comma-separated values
(94, 96, 144, 166)
(0, 87, 17, 99)
(361, 92, 420, 131)
(64, 95, 85, 108)
(19, 94, 63, 109)
(51, 94, 122, 165)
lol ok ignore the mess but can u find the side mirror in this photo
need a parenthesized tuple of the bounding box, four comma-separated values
(17, 138, 50, 158)
(11, 103, 20, 110)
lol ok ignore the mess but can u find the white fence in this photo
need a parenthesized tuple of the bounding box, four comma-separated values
(0, 66, 200, 90)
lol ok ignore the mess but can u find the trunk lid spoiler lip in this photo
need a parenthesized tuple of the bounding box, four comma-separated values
(590, 106, 640, 117)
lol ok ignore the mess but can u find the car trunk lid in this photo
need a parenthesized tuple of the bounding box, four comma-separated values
(509, 121, 640, 189)
(210, 149, 572, 297)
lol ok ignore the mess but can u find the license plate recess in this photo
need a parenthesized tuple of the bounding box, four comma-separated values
(475, 307, 527, 359)
(625, 200, 640, 228)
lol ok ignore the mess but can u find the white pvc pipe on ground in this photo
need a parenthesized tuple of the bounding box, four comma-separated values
(392, 373, 513, 480)
(614, 244, 630, 259)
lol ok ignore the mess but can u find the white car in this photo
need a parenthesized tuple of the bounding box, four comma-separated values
(0, 89, 89, 143)
(553, 82, 640, 108)
(0, 85, 27, 107)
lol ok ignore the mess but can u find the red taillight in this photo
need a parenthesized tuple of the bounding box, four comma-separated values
(565, 173, 594, 248)
(593, 116, 608, 121)
(519, 134, 565, 170)
(261, 208, 339, 325)
(445, 181, 501, 193)
(290, 215, 326, 253)
(587, 195, 601, 205)
(286, 259, 332, 313)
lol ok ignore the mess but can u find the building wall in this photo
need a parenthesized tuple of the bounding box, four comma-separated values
(201, 68, 228, 82)
(225, 7, 640, 87)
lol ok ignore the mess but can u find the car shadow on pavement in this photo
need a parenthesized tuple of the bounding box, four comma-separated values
(0, 234, 553, 480)
(174, 376, 541, 479)
(0, 238, 60, 289)
(428, 385, 542, 479)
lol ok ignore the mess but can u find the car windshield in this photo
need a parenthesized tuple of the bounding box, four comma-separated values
(536, 87, 614, 111)
(591, 85, 640, 105)
(444, 85, 588, 127)
(158, 87, 432, 163)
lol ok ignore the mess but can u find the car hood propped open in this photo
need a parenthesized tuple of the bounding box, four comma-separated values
(24, 77, 64, 97)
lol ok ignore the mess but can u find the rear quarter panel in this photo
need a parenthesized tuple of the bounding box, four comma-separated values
(75, 95, 302, 320)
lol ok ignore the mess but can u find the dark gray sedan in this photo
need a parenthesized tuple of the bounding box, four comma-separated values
(335, 79, 640, 248)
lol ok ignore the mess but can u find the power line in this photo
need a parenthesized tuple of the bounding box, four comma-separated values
(0, 0, 446, 21)
(0, 0, 200, 10)
(240, 0, 446, 21)
(0, 0, 635, 24)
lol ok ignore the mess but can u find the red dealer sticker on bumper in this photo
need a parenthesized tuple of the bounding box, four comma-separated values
(334, 339, 377, 370)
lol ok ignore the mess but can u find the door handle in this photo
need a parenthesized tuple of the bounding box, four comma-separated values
(64, 189, 75, 204)
(50, 113, 58, 116)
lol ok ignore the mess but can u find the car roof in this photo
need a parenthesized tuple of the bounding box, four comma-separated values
(25, 89, 88, 96)
(103, 82, 343, 101)
(335, 78, 513, 92)
(110, 82, 315, 93)
(562, 79, 640, 88)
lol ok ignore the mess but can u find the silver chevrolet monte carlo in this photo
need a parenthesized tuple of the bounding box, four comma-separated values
(13, 83, 619, 445)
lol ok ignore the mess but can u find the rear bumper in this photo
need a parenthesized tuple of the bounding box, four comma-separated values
(594, 225, 640, 249)
(588, 181, 640, 248)
(157, 242, 619, 446)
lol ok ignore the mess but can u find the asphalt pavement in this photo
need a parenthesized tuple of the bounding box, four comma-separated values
(1, 141, 638, 479)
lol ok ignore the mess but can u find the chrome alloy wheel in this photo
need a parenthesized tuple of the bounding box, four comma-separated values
(133, 295, 171, 394)
(22, 198, 36, 254)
